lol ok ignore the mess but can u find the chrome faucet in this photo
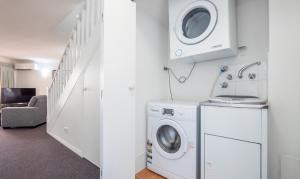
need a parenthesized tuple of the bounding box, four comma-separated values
(237, 61, 261, 79)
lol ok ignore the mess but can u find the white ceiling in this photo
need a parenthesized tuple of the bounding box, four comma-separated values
(0, 0, 84, 63)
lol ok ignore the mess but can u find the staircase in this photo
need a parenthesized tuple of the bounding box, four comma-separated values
(47, 0, 102, 132)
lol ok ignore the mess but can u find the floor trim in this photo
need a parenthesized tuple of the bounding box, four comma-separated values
(47, 131, 83, 157)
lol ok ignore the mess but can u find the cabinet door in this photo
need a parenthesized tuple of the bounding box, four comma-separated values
(82, 53, 101, 167)
(202, 106, 262, 143)
(205, 135, 261, 179)
(102, 0, 136, 178)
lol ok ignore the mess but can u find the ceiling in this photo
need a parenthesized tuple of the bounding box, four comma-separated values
(0, 0, 84, 63)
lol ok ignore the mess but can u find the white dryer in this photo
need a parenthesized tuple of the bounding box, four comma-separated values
(147, 101, 200, 179)
(169, 0, 237, 62)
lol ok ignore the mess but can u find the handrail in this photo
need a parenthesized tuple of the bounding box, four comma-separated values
(48, 0, 101, 114)
(50, 19, 79, 89)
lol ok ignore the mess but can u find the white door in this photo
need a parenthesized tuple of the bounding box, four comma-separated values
(205, 135, 261, 179)
(102, 0, 136, 178)
(82, 54, 101, 167)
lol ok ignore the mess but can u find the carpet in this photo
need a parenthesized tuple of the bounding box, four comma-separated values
(0, 124, 99, 179)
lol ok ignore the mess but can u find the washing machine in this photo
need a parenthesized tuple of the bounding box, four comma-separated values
(169, 0, 237, 62)
(147, 101, 200, 179)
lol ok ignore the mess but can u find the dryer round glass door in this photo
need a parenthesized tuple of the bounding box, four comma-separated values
(152, 119, 188, 160)
(176, 1, 218, 45)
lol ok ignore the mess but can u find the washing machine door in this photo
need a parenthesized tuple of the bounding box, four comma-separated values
(175, 0, 218, 45)
(152, 119, 188, 160)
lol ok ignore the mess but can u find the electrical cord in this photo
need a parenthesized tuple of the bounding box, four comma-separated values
(165, 64, 227, 101)
(209, 72, 222, 98)
(167, 69, 174, 101)
(169, 63, 197, 84)
(165, 63, 197, 101)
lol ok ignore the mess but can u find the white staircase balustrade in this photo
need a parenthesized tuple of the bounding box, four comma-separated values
(47, 0, 102, 130)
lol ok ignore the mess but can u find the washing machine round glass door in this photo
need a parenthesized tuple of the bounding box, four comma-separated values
(176, 1, 218, 45)
(152, 119, 188, 160)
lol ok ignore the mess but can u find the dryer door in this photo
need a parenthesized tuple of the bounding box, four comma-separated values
(152, 119, 188, 160)
(176, 1, 218, 45)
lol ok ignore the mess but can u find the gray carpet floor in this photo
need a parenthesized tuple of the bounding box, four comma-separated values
(0, 124, 99, 179)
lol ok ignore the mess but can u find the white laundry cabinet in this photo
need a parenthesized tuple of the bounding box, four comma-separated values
(201, 104, 268, 179)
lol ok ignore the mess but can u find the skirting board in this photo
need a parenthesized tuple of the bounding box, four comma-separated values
(85, 154, 100, 168)
(136, 152, 146, 173)
(47, 131, 83, 158)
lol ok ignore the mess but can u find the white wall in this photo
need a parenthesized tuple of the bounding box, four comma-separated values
(269, 0, 300, 179)
(15, 70, 52, 95)
(48, 51, 101, 166)
(136, 0, 169, 172)
(49, 76, 84, 156)
(167, 0, 269, 101)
